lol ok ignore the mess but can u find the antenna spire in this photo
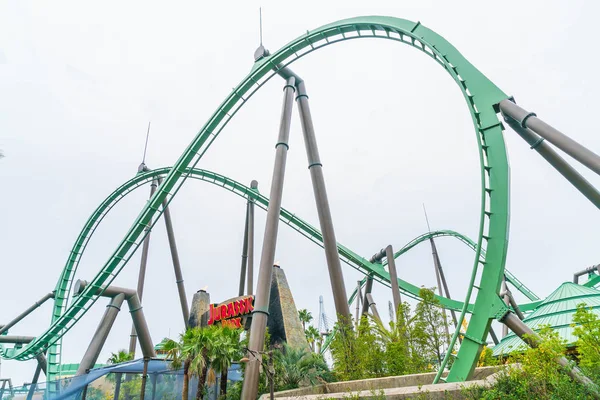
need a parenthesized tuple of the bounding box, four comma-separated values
(142, 121, 151, 164)
(259, 7, 263, 46)
(423, 203, 432, 233)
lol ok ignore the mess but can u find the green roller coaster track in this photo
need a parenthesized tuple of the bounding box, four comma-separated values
(1, 16, 513, 384)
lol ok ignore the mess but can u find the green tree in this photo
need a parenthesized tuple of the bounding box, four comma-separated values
(273, 343, 330, 390)
(185, 327, 217, 400)
(211, 326, 243, 397)
(107, 350, 133, 400)
(412, 288, 449, 367)
(329, 316, 385, 381)
(305, 326, 320, 353)
(573, 303, 600, 375)
(298, 309, 313, 331)
(164, 332, 192, 400)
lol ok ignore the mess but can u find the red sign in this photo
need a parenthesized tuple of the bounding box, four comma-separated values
(207, 296, 254, 328)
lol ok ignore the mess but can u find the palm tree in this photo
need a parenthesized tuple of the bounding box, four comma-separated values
(164, 331, 194, 400)
(298, 309, 313, 331)
(211, 326, 242, 397)
(185, 327, 217, 400)
(305, 326, 320, 353)
(273, 344, 329, 390)
(107, 350, 133, 400)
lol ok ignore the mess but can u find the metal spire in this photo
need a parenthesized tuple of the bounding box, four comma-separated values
(259, 8, 263, 47)
(142, 121, 151, 165)
(423, 203, 432, 232)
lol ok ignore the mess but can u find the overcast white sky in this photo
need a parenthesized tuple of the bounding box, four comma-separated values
(2, 0, 600, 386)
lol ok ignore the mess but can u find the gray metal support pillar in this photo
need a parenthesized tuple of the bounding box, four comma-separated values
(129, 178, 158, 357)
(75, 280, 156, 359)
(0, 292, 55, 335)
(501, 279, 509, 338)
(385, 245, 402, 317)
(502, 312, 600, 398)
(361, 276, 374, 316)
(247, 180, 258, 295)
(430, 239, 458, 327)
(35, 353, 47, 376)
(161, 190, 190, 327)
(355, 281, 362, 327)
(502, 116, 600, 209)
(365, 294, 381, 323)
(295, 81, 351, 321)
(151, 375, 157, 400)
(499, 99, 600, 177)
(26, 363, 42, 400)
(0, 336, 34, 344)
(140, 358, 149, 400)
(238, 201, 251, 297)
(241, 77, 296, 400)
(429, 239, 453, 342)
(76, 294, 125, 375)
(488, 326, 499, 345)
(574, 264, 600, 284)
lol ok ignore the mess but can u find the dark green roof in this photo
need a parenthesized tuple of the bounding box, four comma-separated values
(493, 282, 600, 356)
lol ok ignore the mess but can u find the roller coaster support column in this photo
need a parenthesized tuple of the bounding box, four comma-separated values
(499, 100, 600, 177)
(502, 114, 600, 209)
(0, 292, 55, 335)
(501, 279, 509, 337)
(26, 362, 42, 400)
(370, 246, 401, 318)
(365, 294, 382, 323)
(429, 239, 454, 340)
(247, 180, 257, 295)
(242, 77, 296, 400)
(501, 312, 600, 398)
(129, 178, 158, 357)
(35, 353, 47, 376)
(238, 198, 250, 297)
(355, 281, 362, 328)
(160, 180, 190, 326)
(75, 280, 156, 359)
(76, 294, 126, 375)
(573, 264, 600, 284)
(296, 81, 351, 321)
(361, 276, 374, 316)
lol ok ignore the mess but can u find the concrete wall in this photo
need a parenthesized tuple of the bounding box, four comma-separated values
(260, 366, 500, 400)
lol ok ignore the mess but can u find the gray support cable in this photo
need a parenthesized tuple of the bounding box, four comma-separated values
(0, 292, 55, 335)
(247, 180, 258, 295)
(241, 77, 296, 400)
(502, 117, 600, 209)
(499, 99, 600, 177)
(502, 312, 600, 398)
(129, 178, 158, 357)
(295, 80, 351, 320)
(76, 294, 125, 375)
(238, 201, 250, 297)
